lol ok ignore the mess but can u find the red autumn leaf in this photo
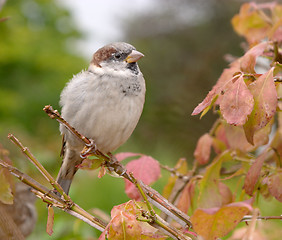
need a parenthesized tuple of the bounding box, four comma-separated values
(220, 75, 254, 126)
(243, 151, 268, 196)
(46, 205, 54, 236)
(198, 151, 232, 208)
(266, 172, 282, 202)
(239, 41, 268, 73)
(115, 152, 142, 162)
(125, 155, 161, 200)
(99, 201, 167, 240)
(194, 133, 213, 165)
(243, 68, 277, 144)
(191, 200, 252, 240)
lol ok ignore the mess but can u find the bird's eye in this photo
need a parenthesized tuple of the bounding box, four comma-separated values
(114, 52, 122, 59)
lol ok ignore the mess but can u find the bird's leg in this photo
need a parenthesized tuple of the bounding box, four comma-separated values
(80, 139, 97, 158)
(106, 152, 132, 180)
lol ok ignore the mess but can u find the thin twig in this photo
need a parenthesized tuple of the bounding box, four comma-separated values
(0, 158, 107, 231)
(7, 133, 70, 201)
(241, 215, 282, 222)
(160, 163, 191, 181)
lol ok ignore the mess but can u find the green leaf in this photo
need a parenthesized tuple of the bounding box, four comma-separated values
(198, 151, 232, 208)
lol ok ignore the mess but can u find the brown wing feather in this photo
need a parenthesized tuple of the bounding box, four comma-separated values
(60, 134, 66, 158)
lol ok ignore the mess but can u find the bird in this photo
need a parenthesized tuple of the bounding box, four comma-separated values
(56, 42, 146, 195)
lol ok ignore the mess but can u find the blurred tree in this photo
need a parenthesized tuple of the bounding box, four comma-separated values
(123, 0, 244, 159)
(0, 0, 86, 153)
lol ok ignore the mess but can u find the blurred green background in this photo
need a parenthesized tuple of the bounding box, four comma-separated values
(1, 0, 280, 239)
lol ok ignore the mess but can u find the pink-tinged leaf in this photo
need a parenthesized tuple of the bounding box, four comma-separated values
(198, 151, 232, 208)
(229, 227, 267, 240)
(115, 152, 142, 162)
(212, 123, 229, 154)
(244, 68, 277, 144)
(225, 122, 272, 152)
(220, 75, 254, 126)
(125, 155, 160, 200)
(266, 172, 282, 202)
(244, 151, 268, 196)
(194, 133, 213, 165)
(191, 201, 252, 240)
(192, 63, 240, 117)
(46, 205, 54, 236)
(218, 182, 233, 205)
(99, 201, 167, 240)
(239, 42, 268, 73)
(177, 178, 196, 214)
(192, 87, 218, 116)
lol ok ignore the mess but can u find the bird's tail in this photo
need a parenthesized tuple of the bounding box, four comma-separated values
(56, 148, 82, 195)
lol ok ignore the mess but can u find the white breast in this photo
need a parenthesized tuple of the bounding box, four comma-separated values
(60, 68, 145, 153)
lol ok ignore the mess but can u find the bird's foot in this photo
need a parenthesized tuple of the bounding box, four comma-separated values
(80, 139, 97, 158)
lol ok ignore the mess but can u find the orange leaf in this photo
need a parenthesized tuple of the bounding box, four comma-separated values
(191, 201, 252, 240)
(231, 3, 271, 45)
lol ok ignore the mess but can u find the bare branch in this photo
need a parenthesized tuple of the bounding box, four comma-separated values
(0, 158, 107, 231)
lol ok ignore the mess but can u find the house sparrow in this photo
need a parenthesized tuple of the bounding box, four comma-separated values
(57, 42, 146, 195)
